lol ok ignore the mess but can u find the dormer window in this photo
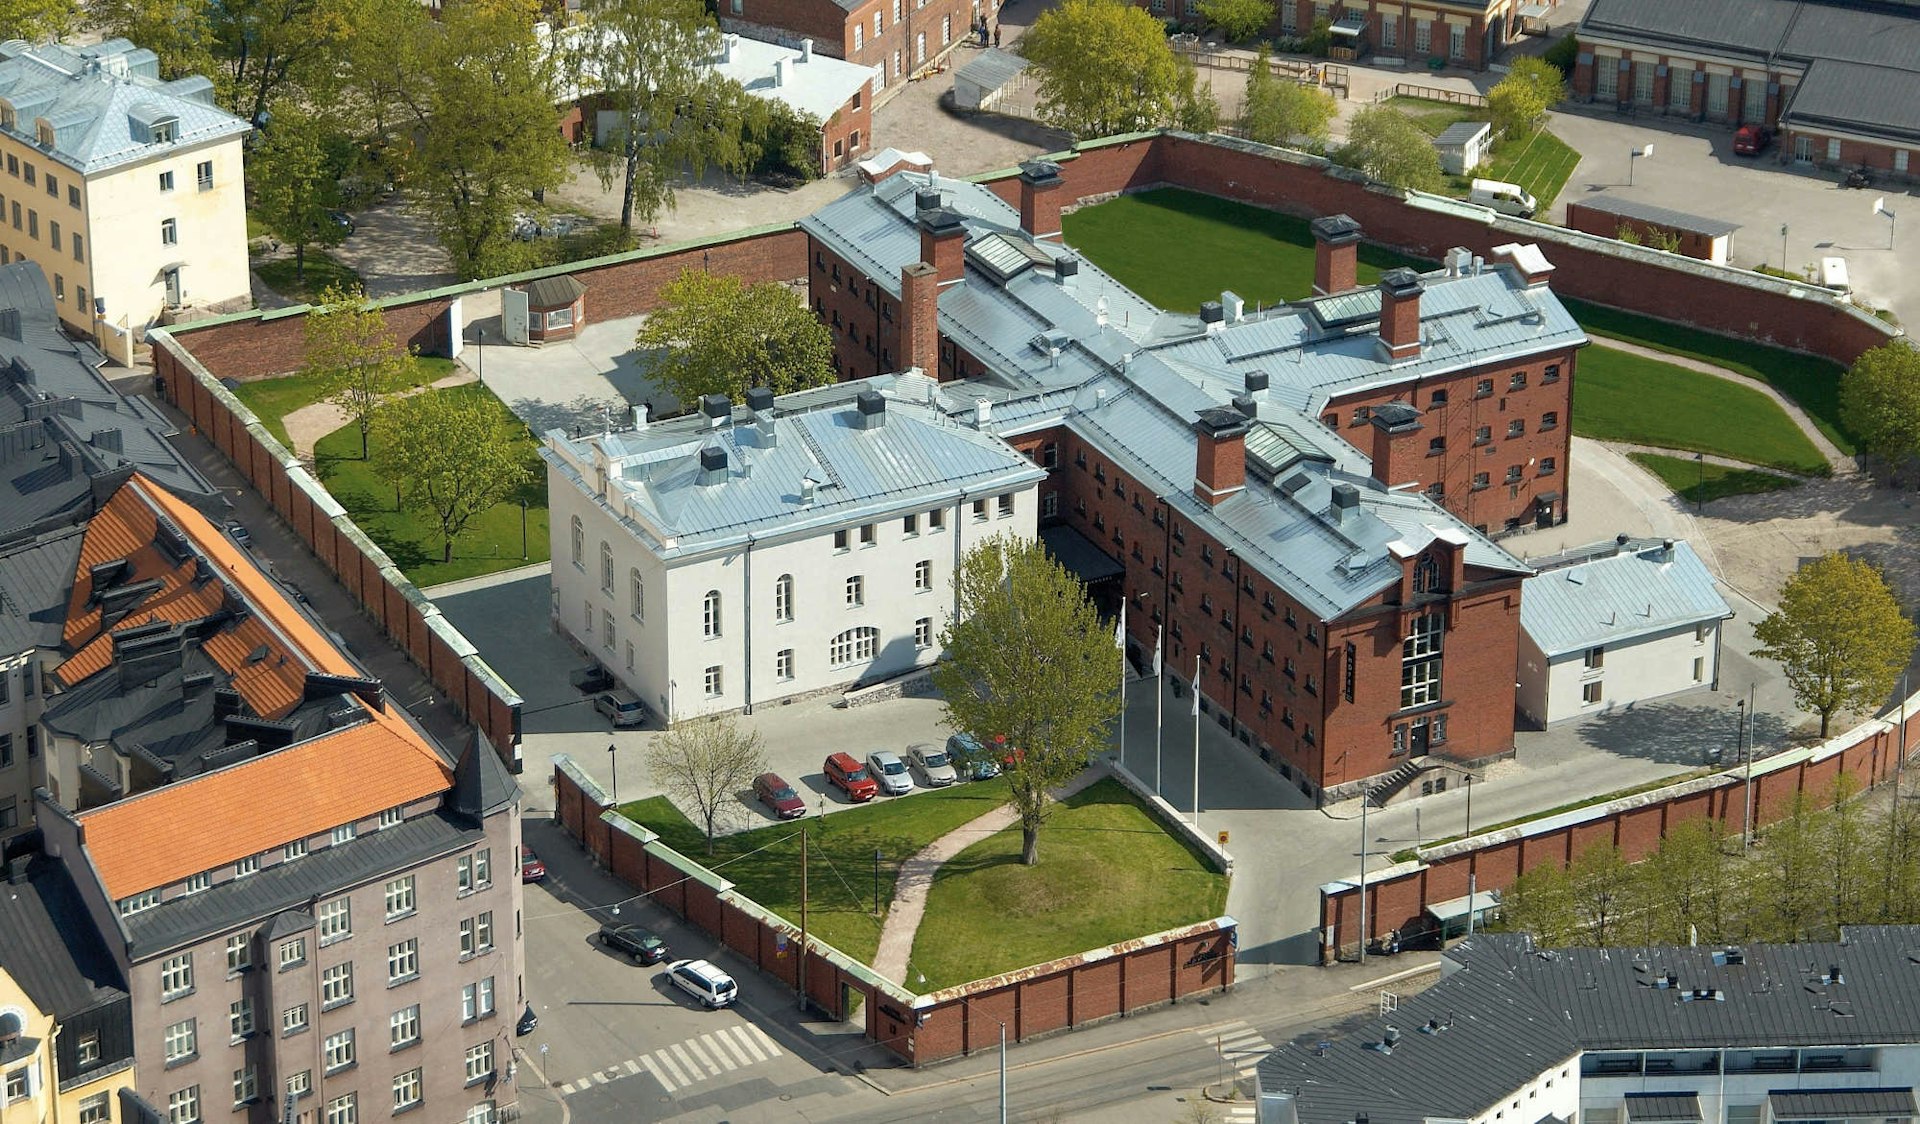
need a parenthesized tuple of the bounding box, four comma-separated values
(35, 121, 52, 147)
(151, 120, 176, 143)
(0, 103, 13, 130)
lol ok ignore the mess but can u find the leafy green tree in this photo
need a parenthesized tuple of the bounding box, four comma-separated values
(1241, 47, 1337, 150)
(1634, 818, 1733, 945)
(371, 389, 531, 563)
(92, 0, 218, 90)
(1567, 841, 1633, 944)
(1752, 552, 1915, 737)
(1498, 859, 1578, 947)
(1336, 106, 1444, 192)
(1194, 0, 1272, 41)
(1487, 55, 1564, 139)
(1874, 783, 1920, 923)
(302, 285, 413, 458)
(646, 716, 768, 852)
(1542, 33, 1579, 79)
(1751, 789, 1832, 940)
(250, 105, 347, 286)
(1838, 342, 1920, 468)
(1821, 773, 1872, 929)
(933, 535, 1120, 865)
(0, 0, 79, 43)
(211, 0, 356, 123)
(635, 270, 834, 404)
(1173, 57, 1221, 134)
(1021, 0, 1193, 139)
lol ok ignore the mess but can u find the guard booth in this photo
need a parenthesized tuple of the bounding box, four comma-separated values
(505, 274, 587, 344)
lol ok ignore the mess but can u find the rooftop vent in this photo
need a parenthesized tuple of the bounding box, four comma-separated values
(915, 188, 941, 212)
(1330, 482, 1360, 521)
(1244, 370, 1270, 394)
(1199, 300, 1225, 331)
(1055, 256, 1079, 281)
(700, 393, 731, 429)
(1233, 393, 1256, 418)
(1681, 988, 1725, 1002)
(1279, 472, 1311, 497)
(853, 389, 887, 430)
(799, 476, 817, 504)
(697, 443, 728, 486)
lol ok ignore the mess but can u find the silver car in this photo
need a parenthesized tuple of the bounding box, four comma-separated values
(866, 749, 914, 796)
(908, 742, 957, 787)
(593, 689, 648, 728)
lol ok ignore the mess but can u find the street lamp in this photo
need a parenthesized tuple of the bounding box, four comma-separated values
(1873, 196, 1896, 249)
(1695, 452, 1705, 514)
(1628, 143, 1654, 186)
(1736, 697, 1753, 852)
(608, 742, 620, 805)
(1780, 222, 1790, 272)
(476, 326, 485, 385)
(873, 850, 883, 917)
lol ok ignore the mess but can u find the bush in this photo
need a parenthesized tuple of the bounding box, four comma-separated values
(1302, 16, 1332, 56)
(1543, 33, 1578, 79)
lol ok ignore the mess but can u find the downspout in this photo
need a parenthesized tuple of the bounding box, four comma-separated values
(952, 488, 969, 623)
(743, 536, 755, 715)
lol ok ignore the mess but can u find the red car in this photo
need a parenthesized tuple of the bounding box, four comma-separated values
(1733, 124, 1773, 156)
(753, 772, 807, 819)
(520, 849, 547, 883)
(823, 752, 878, 802)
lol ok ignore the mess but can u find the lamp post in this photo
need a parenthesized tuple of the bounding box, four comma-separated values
(1873, 197, 1896, 249)
(1780, 222, 1790, 272)
(1628, 143, 1654, 186)
(520, 500, 528, 561)
(607, 742, 620, 805)
(1695, 452, 1705, 514)
(1357, 791, 1370, 965)
(1737, 697, 1752, 852)
(873, 850, 883, 917)
(476, 326, 485, 385)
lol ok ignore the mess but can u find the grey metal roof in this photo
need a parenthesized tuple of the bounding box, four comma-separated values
(1520, 538, 1730, 658)
(1435, 120, 1491, 147)
(0, 39, 249, 175)
(524, 274, 586, 308)
(1579, 0, 1801, 66)
(1571, 196, 1741, 238)
(1771, 1090, 1919, 1119)
(1626, 1094, 1704, 1122)
(1782, 60, 1920, 145)
(0, 853, 128, 1016)
(0, 523, 82, 653)
(1039, 523, 1123, 582)
(954, 48, 1030, 93)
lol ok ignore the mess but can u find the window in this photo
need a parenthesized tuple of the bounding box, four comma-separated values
(1507, 419, 1525, 438)
(5, 1069, 26, 1102)
(914, 559, 932, 591)
(457, 850, 492, 893)
(1540, 456, 1556, 475)
(459, 912, 494, 957)
(465, 1041, 495, 1084)
(1693, 656, 1705, 682)
(236, 853, 259, 877)
(1427, 436, 1446, 455)
(853, 23, 863, 48)
(279, 937, 307, 971)
(386, 939, 419, 985)
(830, 627, 879, 666)
(971, 498, 988, 522)
(285, 1071, 311, 1101)
(26, 209, 35, 237)
(392, 1069, 422, 1111)
(78, 1093, 109, 1123)
(167, 1085, 199, 1124)
(833, 528, 849, 552)
(602, 610, 615, 650)
(1540, 411, 1558, 430)
(1582, 680, 1604, 706)
(159, 170, 175, 192)
(1583, 646, 1605, 670)
(569, 516, 583, 567)
(282, 1004, 309, 1036)
(197, 160, 213, 190)
(903, 513, 919, 536)
(380, 806, 404, 830)
(928, 508, 945, 531)
(48, 218, 57, 248)
(915, 617, 933, 649)
(941, 12, 951, 43)
(164, 1018, 198, 1063)
(1474, 377, 1493, 398)
(461, 977, 495, 1021)
(331, 822, 356, 845)
(322, 962, 354, 1007)
(1474, 425, 1492, 446)
(775, 648, 794, 681)
(285, 838, 308, 862)
(704, 665, 722, 697)
(774, 574, 793, 621)
(324, 1029, 356, 1073)
(997, 493, 1014, 517)
(599, 542, 613, 592)
(843, 575, 866, 608)
(183, 870, 210, 894)
(67, 184, 77, 207)
(1401, 614, 1444, 708)
(625, 640, 634, 670)
(220, 933, 249, 977)
(703, 590, 722, 637)
(1472, 472, 1490, 491)
(390, 1005, 421, 1049)
(161, 952, 194, 998)
(76, 1032, 100, 1066)
(385, 875, 415, 920)
(630, 570, 644, 621)
(325, 1094, 356, 1124)
(160, 217, 177, 244)
(229, 999, 254, 1041)
(859, 522, 876, 546)
(1509, 371, 1528, 391)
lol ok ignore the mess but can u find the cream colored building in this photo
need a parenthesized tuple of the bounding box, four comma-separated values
(0, 39, 250, 344)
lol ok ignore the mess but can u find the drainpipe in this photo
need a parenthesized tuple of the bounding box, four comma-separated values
(743, 535, 755, 715)
(952, 488, 969, 623)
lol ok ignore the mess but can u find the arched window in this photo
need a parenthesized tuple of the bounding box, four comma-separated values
(703, 590, 722, 638)
(829, 627, 879, 667)
(599, 541, 613, 593)
(629, 569, 644, 622)
(569, 516, 583, 568)
(1413, 555, 1440, 594)
(774, 574, 794, 622)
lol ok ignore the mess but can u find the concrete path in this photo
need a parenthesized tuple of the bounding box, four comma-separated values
(280, 367, 477, 462)
(1605, 441, 1823, 480)
(870, 767, 1106, 986)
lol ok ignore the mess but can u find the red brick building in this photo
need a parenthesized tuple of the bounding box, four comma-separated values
(719, 0, 988, 104)
(1140, 0, 1553, 71)
(797, 162, 1588, 800)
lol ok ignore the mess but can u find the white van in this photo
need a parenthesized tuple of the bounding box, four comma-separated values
(1467, 178, 1538, 219)
(1818, 256, 1851, 294)
(667, 959, 738, 1009)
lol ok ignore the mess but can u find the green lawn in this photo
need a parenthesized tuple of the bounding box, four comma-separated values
(1059, 187, 1425, 312)
(1386, 99, 1580, 212)
(1628, 452, 1800, 506)
(254, 249, 364, 306)
(1573, 347, 1829, 475)
(618, 783, 1015, 967)
(1562, 298, 1856, 455)
(907, 779, 1229, 991)
(313, 383, 549, 586)
(228, 358, 455, 449)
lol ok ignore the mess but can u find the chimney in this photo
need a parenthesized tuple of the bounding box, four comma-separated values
(745, 386, 777, 447)
(1222, 290, 1245, 322)
(631, 403, 648, 431)
(919, 206, 967, 284)
(800, 476, 818, 504)
(772, 58, 787, 87)
(91, 427, 123, 453)
(6, 855, 29, 885)
(1376, 269, 1424, 360)
(800, 38, 813, 62)
(900, 261, 940, 379)
(697, 443, 728, 486)
(1445, 247, 1471, 276)
(1367, 402, 1422, 488)
(1017, 158, 1065, 239)
(973, 398, 991, 427)
(853, 389, 887, 429)
(1330, 482, 1361, 523)
(1199, 300, 1226, 333)
(1232, 393, 1257, 418)
(700, 393, 731, 428)
(1054, 256, 1079, 286)
(1311, 213, 1363, 296)
(1491, 241, 1555, 287)
(1244, 369, 1270, 394)
(1191, 407, 1249, 507)
(721, 34, 735, 63)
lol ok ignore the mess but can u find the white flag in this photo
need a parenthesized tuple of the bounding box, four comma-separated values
(1114, 600, 1127, 652)
(1191, 655, 1202, 717)
(1153, 625, 1163, 677)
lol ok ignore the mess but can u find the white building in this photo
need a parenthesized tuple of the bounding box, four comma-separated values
(543, 375, 1046, 724)
(1516, 537, 1731, 727)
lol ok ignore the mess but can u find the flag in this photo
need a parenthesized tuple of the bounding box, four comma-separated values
(1191, 655, 1202, 717)
(1114, 601, 1127, 652)
(1153, 625, 1163, 678)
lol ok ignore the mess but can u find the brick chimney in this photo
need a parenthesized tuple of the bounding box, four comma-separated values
(1491, 241, 1556, 287)
(1192, 407, 1250, 507)
(1311, 214, 1363, 296)
(917, 198, 967, 285)
(1367, 402, 1422, 488)
(1376, 269, 1424, 361)
(899, 262, 940, 378)
(1018, 159, 1065, 240)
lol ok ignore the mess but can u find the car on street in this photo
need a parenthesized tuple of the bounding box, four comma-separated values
(946, 732, 1004, 781)
(222, 519, 252, 548)
(666, 959, 737, 1008)
(867, 749, 913, 796)
(752, 772, 807, 818)
(823, 751, 878, 802)
(908, 742, 957, 787)
(520, 849, 547, 883)
(598, 923, 670, 965)
(1732, 124, 1773, 156)
(571, 664, 615, 693)
(593, 689, 648, 728)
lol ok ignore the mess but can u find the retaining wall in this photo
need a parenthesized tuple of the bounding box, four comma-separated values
(1105, 755, 1235, 878)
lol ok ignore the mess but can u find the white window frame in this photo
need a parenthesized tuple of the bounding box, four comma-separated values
(387, 939, 419, 985)
(389, 1005, 421, 1049)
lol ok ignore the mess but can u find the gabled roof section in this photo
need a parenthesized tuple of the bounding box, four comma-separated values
(0, 522, 83, 654)
(0, 39, 247, 174)
(1520, 538, 1730, 657)
(0, 853, 126, 1017)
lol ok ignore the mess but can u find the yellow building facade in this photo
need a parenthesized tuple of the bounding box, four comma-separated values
(0, 966, 135, 1124)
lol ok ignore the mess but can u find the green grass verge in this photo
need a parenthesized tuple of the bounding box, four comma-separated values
(1386, 99, 1579, 211)
(618, 783, 1015, 967)
(227, 358, 454, 450)
(313, 383, 548, 585)
(1384, 96, 1483, 138)
(1060, 187, 1425, 312)
(1628, 452, 1799, 506)
(907, 779, 1229, 991)
(254, 249, 364, 307)
(1573, 347, 1829, 475)
(1563, 298, 1855, 455)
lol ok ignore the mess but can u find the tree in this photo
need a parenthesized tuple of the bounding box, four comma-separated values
(250, 105, 347, 285)
(1498, 860, 1578, 947)
(0, 0, 79, 42)
(1194, 0, 1273, 41)
(646, 715, 767, 852)
(1172, 57, 1221, 134)
(1752, 552, 1915, 737)
(570, 0, 736, 234)
(1241, 48, 1337, 150)
(92, 0, 218, 92)
(209, 0, 356, 123)
(302, 285, 413, 458)
(1838, 342, 1920, 468)
(1486, 55, 1564, 139)
(370, 389, 531, 562)
(1336, 106, 1444, 192)
(1751, 789, 1831, 941)
(1021, 0, 1192, 140)
(1567, 841, 1633, 944)
(933, 535, 1120, 865)
(1634, 818, 1733, 945)
(1821, 773, 1872, 929)
(635, 270, 835, 403)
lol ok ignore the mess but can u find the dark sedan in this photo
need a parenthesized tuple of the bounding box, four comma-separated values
(598, 923, 670, 965)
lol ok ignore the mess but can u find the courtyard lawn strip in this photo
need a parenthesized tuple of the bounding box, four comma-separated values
(312, 382, 548, 586)
(1385, 98, 1578, 210)
(254, 249, 364, 307)
(905, 778, 1229, 991)
(618, 781, 1013, 966)
(228, 357, 454, 450)
(1628, 452, 1799, 505)
(1572, 347, 1830, 475)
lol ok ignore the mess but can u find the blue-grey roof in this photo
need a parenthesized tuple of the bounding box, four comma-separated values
(1571, 195, 1740, 238)
(1782, 60, 1920, 145)
(1520, 538, 1730, 658)
(0, 39, 247, 174)
(1434, 120, 1490, 146)
(543, 374, 1049, 561)
(955, 48, 1030, 93)
(0, 852, 127, 1016)
(0, 522, 82, 654)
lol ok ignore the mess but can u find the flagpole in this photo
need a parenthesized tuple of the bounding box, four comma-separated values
(1191, 655, 1202, 826)
(1153, 626, 1164, 796)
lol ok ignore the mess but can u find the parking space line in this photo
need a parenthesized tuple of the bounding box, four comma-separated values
(698, 1033, 738, 1070)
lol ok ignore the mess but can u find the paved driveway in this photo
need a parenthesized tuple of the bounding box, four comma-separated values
(465, 313, 666, 438)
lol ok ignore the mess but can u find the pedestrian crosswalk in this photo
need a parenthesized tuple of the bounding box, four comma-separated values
(556, 1022, 784, 1096)
(1206, 1019, 1275, 1083)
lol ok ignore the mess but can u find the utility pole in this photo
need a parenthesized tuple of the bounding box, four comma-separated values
(1740, 692, 1755, 852)
(1465, 773, 1478, 937)
(1358, 791, 1369, 965)
(998, 1021, 1008, 1124)
(798, 825, 809, 1012)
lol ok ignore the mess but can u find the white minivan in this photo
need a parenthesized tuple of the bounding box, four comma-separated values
(1467, 178, 1538, 219)
(667, 959, 738, 1009)
(1818, 256, 1851, 294)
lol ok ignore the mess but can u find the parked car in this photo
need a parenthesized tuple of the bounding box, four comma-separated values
(222, 519, 252, 548)
(1466, 177, 1537, 219)
(908, 743, 957, 787)
(823, 752, 878, 802)
(666, 959, 737, 1008)
(326, 209, 356, 236)
(1732, 124, 1773, 156)
(598, 923, 670, 965)
(594, 690, 648, 728)
(946, 733, 1003, 781)
(520, 849, 547, 883)
(752, 772, 807, 819)
(571, 664, 615, 693)
(867, 750, 914, 796)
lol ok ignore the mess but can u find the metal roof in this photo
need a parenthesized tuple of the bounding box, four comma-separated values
(0, 524, 83, 654)
(1571, 196, 1741, 237)
(1771, 1090, 1919, 1120)
(1625, 1094, 1704, 1122)
(1435, 120, 1491, 147)
(1782, 60, 1920, 145)
(0, 853, 127, 1017)
(708, 34, 879, 122)
(954, 48, 1030, 94)
(1520, 538, 1730, 658)
(0, 39, 248, 175)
